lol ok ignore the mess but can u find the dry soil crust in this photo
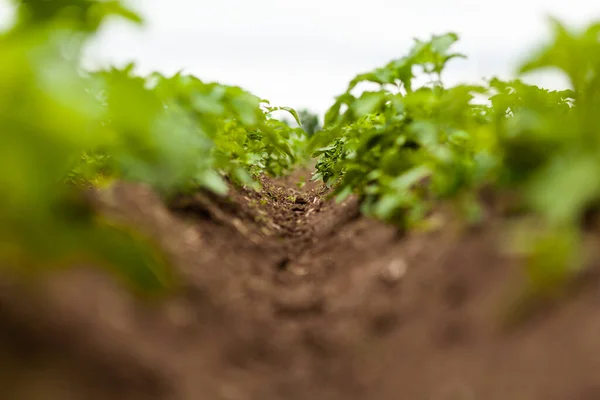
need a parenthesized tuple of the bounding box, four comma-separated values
(2, 171, 600, 400)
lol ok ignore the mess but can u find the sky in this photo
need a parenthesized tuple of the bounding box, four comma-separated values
(2, 0, 600, 116)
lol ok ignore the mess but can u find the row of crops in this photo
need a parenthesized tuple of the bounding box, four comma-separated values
(1, 0, 310, 292)
(311, 23, 600, 296)
(2, 0, 600, 296)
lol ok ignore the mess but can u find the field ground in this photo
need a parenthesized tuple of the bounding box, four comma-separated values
(2, 170, 600, 400)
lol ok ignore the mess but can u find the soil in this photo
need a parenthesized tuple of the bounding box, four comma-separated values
(2, 169, 600, 400)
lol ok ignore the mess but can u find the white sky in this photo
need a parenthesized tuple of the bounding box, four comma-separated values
(2, 1, 600, 116)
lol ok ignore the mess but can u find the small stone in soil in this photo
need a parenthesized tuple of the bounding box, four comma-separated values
(380, 258, 408, 285)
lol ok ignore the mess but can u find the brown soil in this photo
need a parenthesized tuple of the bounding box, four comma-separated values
(2, 170, 600, 400)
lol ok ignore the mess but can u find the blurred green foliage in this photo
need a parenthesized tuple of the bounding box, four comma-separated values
(0, 0, 308, 292)
(2, 0, 600, 298)
(298, 109, 321, 136)
(310, 20, 600, 293)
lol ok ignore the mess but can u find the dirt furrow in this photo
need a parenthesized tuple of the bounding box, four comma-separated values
(2, 171, 600, 400)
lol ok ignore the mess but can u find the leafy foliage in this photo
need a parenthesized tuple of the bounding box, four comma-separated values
(298, 109, 321, 136)
(3, 0, 600, 297)
(311, 33, 491, 227)
(311, 20, 600, 292)
(0, 0, 308, 292)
